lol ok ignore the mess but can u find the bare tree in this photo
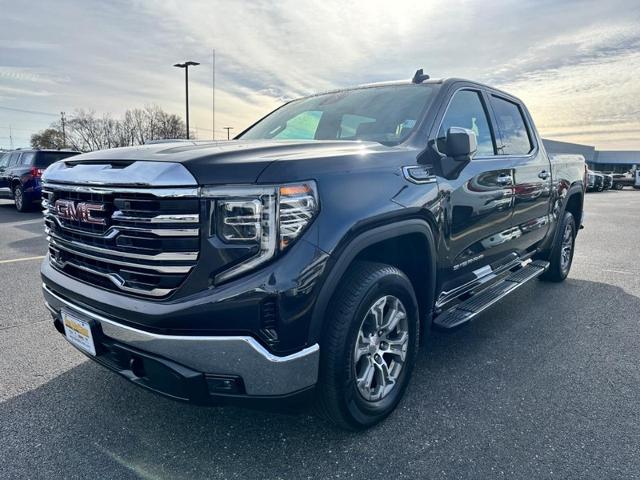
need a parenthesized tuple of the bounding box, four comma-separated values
(32, 105, 188, 152)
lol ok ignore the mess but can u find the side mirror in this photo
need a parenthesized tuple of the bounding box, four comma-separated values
(445, 127, 477, 162)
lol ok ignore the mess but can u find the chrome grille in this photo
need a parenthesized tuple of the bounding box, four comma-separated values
(42, 183, 200, 298)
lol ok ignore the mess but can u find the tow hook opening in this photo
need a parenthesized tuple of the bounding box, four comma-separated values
(129, 356, 146, 378)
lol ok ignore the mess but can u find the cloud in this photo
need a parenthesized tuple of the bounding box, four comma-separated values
(0, 0, 639, 149)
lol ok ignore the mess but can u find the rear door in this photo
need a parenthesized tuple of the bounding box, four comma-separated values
(489, 94, 552, 252)
(432, 86, 517, 289)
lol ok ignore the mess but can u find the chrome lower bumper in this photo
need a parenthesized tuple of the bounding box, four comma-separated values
(43, 283, 319, 396)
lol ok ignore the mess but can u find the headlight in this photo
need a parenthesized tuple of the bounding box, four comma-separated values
(203, 181, 319, 283)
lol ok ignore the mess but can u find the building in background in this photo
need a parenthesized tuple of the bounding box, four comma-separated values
(543, 139, 639, 174)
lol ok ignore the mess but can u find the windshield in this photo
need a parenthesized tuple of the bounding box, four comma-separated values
(239, 84, 437, 146)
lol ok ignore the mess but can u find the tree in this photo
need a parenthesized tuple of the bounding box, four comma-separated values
(31, 128, 65, 149)
(30, 105, 188, 152)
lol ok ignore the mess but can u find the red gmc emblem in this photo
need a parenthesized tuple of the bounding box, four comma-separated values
(54, 199, 107, 225)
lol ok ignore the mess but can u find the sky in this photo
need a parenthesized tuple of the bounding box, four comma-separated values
(1, 0, 639, 150)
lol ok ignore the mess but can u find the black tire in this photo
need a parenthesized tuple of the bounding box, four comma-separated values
(615, 184, 624, 190)
(540, 211, 576, 282)
(314, 261, 420, 430)
(13, 185, 29, 212)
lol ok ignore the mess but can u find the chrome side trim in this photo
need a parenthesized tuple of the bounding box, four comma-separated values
(43, 283, 320, 396)
(48, 240, 193, 274)
(48, 232, 198, 261)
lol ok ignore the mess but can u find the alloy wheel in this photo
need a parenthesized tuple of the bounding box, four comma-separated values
(560, 223, 573, 272)
(353, 295, 409, 402)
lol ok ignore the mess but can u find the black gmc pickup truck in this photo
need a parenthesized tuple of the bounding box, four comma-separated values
(41, 71, 586, 430)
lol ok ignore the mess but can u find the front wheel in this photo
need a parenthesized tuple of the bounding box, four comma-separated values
(315, 262, 420, 430)
(540, 211, 576, 282)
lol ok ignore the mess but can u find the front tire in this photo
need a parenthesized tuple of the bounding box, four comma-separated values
(540, 211, 576, 282)
(315, 261, 420, 430)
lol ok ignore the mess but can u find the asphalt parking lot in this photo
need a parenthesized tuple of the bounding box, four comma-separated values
(1, 191, 639, 479)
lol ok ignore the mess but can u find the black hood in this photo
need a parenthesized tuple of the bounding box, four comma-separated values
(54, 140, 385, 185)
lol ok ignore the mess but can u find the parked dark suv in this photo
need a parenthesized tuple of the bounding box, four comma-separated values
(41, 72, 585, 430)
(0, 149, 80, 211)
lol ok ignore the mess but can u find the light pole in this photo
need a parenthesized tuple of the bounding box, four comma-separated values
(223, 126, 233, 140)
(173, 61, 200, 139)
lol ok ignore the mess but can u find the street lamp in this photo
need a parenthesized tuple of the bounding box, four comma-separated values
(173, 61, 200, 139)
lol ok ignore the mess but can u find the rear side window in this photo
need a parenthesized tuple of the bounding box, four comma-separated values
(7, 153, 21, 166)
(19, 152, 36, 166)
(491, 96, 533, 155)
(35, 151, 80, 168)
(0, 153, 9, 167)
(437, 90, 495, 156)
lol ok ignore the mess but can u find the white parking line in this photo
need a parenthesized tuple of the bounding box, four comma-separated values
(0, 255, 45, 265)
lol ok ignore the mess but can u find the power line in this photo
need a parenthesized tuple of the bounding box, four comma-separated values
(0, 106, 59, 117)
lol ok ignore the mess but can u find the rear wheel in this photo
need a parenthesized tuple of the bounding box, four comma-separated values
(540, 211, 576, 282)
(315, 261, 420, 430)
(13, 185, 29, 212)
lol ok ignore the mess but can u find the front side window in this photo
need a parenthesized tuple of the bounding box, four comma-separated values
(240, 84, 437, 146)
(491, 96, 533, 155)
(437, 90, 495, 156)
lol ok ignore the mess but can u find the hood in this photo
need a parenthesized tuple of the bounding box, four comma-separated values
(51, 140, 385, 185)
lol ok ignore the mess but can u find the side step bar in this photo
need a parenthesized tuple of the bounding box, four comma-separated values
(433, 260, 549, 330)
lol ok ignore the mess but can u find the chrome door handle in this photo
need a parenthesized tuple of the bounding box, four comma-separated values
(538, 170, 550, 180)
(496, 174, 513, 185)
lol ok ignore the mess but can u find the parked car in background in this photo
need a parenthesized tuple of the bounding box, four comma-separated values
(587, 170, 604, 192)
(612, 173, 634, 190)
(602, 173, 613, 190)
(0, 149, 80, 211)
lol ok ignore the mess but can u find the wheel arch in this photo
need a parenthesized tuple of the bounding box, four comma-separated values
(308, 219, 437, 345)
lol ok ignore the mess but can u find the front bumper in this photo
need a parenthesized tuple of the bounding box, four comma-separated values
(43, 283, 320, 400)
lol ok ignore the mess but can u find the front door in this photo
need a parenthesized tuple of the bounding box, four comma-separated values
(433, 87, 517, 290)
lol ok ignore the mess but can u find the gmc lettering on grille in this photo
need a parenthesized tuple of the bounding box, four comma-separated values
(54, 199, 107, 225)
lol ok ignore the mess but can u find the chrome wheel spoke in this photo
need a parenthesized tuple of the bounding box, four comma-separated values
(354, 330, 371, 361)
(356, 359, 375, 391)
(385, 332, 409, 360)
(380, 300, 406, 334)
(370, 297, 387, 330)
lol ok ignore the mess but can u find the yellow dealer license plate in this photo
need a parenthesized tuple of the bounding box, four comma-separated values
(62, 309, 96, 356)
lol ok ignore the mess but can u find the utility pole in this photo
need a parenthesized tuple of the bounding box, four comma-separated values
(60, 112, 67, 147)
(211, 48, 216, 140)
(9, 126, 13, 150)
(173, 61, 200, 139)
(223, 126, 233, 140)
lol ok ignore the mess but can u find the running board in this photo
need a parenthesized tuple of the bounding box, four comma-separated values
(433, 260, 549, 330)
